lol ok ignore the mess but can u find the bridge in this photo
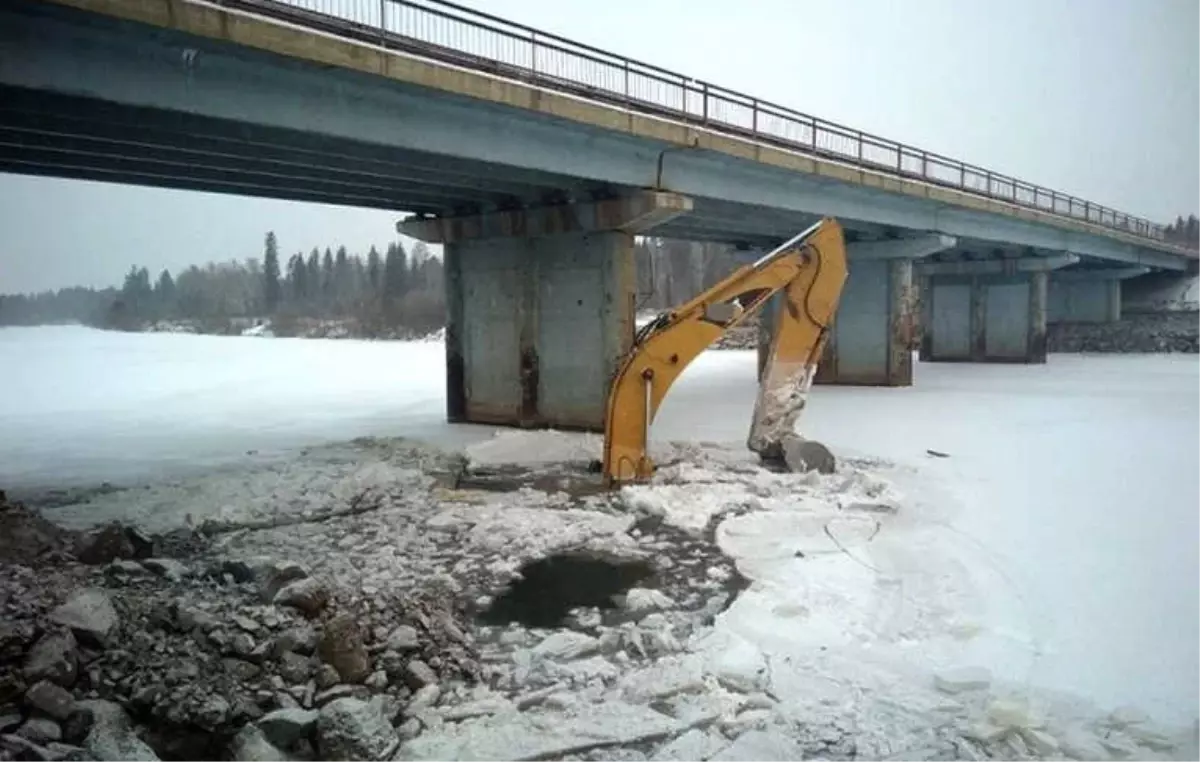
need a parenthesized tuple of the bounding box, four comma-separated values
(2, 0, 1195, 430)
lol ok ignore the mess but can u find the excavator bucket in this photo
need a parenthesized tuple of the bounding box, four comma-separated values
(602, 219, 848, 485)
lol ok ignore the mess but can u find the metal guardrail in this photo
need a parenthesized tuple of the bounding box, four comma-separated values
(217, 0, 1182, 246)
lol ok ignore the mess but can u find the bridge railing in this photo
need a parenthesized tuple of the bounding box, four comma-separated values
(220, 0, 1174, 244)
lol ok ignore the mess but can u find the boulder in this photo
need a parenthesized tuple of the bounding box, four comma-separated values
(273, 579, 328, 617)
(25, 681, 76, 721)
(48, 590, 118, 648)
(23, 631, 78, 688)
(317, 616, 369, 683)
(230, 725, 292, 762)
(316, 697, 398, 761)
(385, 626, 419, 653)
(75, 700, 159, 761)
(275, 625, 318, 657)
(257, 708, 318, 748)
(403, 660, 438, 690)
(781, 436, 836, 475)
(75, 525, 134, 566)
(16, 717, 62, 744)
(142, 558, 187, 582)
(531, 631, 600, 662)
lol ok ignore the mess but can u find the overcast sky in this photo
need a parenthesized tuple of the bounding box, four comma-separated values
(1, 0, 1196, 293)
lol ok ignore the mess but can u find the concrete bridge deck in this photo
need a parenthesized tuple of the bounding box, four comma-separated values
(2, 0, 1195, 429)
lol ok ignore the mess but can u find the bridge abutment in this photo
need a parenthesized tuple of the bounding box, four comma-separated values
(401, 191, 691, 430)
(918, 254, 1076, 364)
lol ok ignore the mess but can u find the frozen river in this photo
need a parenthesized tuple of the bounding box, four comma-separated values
(1, 324, 1197, 729)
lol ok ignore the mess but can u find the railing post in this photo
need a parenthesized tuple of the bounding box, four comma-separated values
(379, 0, 385, 38)
(701, 83, 708, 123)
(857, 131, 863, 161)
(959, 164, 965, 188)
(984, 171, 991, 196)
(623, 60, 630, 104)
(530, 31, 537, 73)
(752, 99, 758, 134)
(810, 118, 817, 149)
(921, 152, 927, 179)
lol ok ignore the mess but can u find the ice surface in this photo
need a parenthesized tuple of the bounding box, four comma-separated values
(2, 325, 1197, 733)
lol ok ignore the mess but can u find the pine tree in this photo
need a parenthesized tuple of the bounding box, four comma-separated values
(306, 249, 320, 298)
(322, 248, 335, 309)
(263, 231, 282, 313)
(383, 241, 408, 321)
(155, 269, 175, 317)
(287, 253, 307, 303)
(367, 246, 382, 293)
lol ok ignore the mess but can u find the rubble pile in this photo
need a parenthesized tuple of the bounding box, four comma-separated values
(1048, 312, 1199, 353)
(0, 493, 480, 762)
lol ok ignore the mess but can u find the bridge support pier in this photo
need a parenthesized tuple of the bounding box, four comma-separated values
(918, 254, 1077, 364)
(400, 191, 691, 431)
(1048, 267, 1148, 323)
(808, 235, 957, 386)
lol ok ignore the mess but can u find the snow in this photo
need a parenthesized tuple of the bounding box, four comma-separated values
(1, 324, 1198, 746)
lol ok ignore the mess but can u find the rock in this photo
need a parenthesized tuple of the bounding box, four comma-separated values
(385, 626, 419, 653)
(933, 666, 992, 694)
(0, 714, 22, 733)
(232, 633, 257, 658)
(106, 560, 145, 576)
(531, 632, 599, 662)
(403, 660, 438, 690)
(45, 742, 88, 761)
(259, 562, 310, 603)
(318, 616, 370, 683)
(175, 605, 219, 634)
(60, 710, 93, 745)
(142, 558, 187, 581)
(278, 652, 312, 685)
(1108, 705, 1151, 728)
(316, 697, 399, 761)
(313, 686, 356, 707)
(230, 725, 292, 762)
(233, 616, 262, 634)
(407, 685, 440, 712)
(48, 590, 118, 648)
(75, 524, 134, 565)
(75, 700, 159, 761)
(24, 632, 78, 688)
(17, 717, 63, 744)
(314, 664, 340, 691)
(364, 671, 388, 691)
(276, 625, 318, 657)
(196, 695, 231, 730)
(25, 682, 76, 721)
(0, 734, 52, 761)
(257, 708, 318, 748)
(223, 658, 262, 682)
(124, 527, 155, 559)
(273, 579, 328, 617)
(781, 437, 836, 474)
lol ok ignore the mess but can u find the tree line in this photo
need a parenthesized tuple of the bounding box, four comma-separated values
(1, 236, 757, 335)
(0, 233, 445, 337)
(1164, 214, 1199, 249)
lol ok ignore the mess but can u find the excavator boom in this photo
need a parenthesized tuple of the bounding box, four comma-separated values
(602, 218, 848, 485)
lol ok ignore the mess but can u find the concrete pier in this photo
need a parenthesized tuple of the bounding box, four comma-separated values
(401, 191, 690, 430)
(1048, 267, 1149, 323)
(918, 254, 1076, 363)
(812, 235, 956, 386)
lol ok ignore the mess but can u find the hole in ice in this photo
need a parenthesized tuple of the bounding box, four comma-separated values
(476, 551, 655, 628)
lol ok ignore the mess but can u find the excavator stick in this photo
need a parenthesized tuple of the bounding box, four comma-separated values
(601, 218, 848, 486)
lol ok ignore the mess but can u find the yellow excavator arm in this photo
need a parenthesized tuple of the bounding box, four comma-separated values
(602, 218, 848, 485)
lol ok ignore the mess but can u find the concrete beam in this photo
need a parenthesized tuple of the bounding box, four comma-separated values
(1053, 266, 1150, 281)
(848, 234, 957, 261)
(916, 253, 1078, 277)
(399, 191, 692, 244)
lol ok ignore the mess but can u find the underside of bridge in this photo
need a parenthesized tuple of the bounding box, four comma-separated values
(3, 0, 1193, 433)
